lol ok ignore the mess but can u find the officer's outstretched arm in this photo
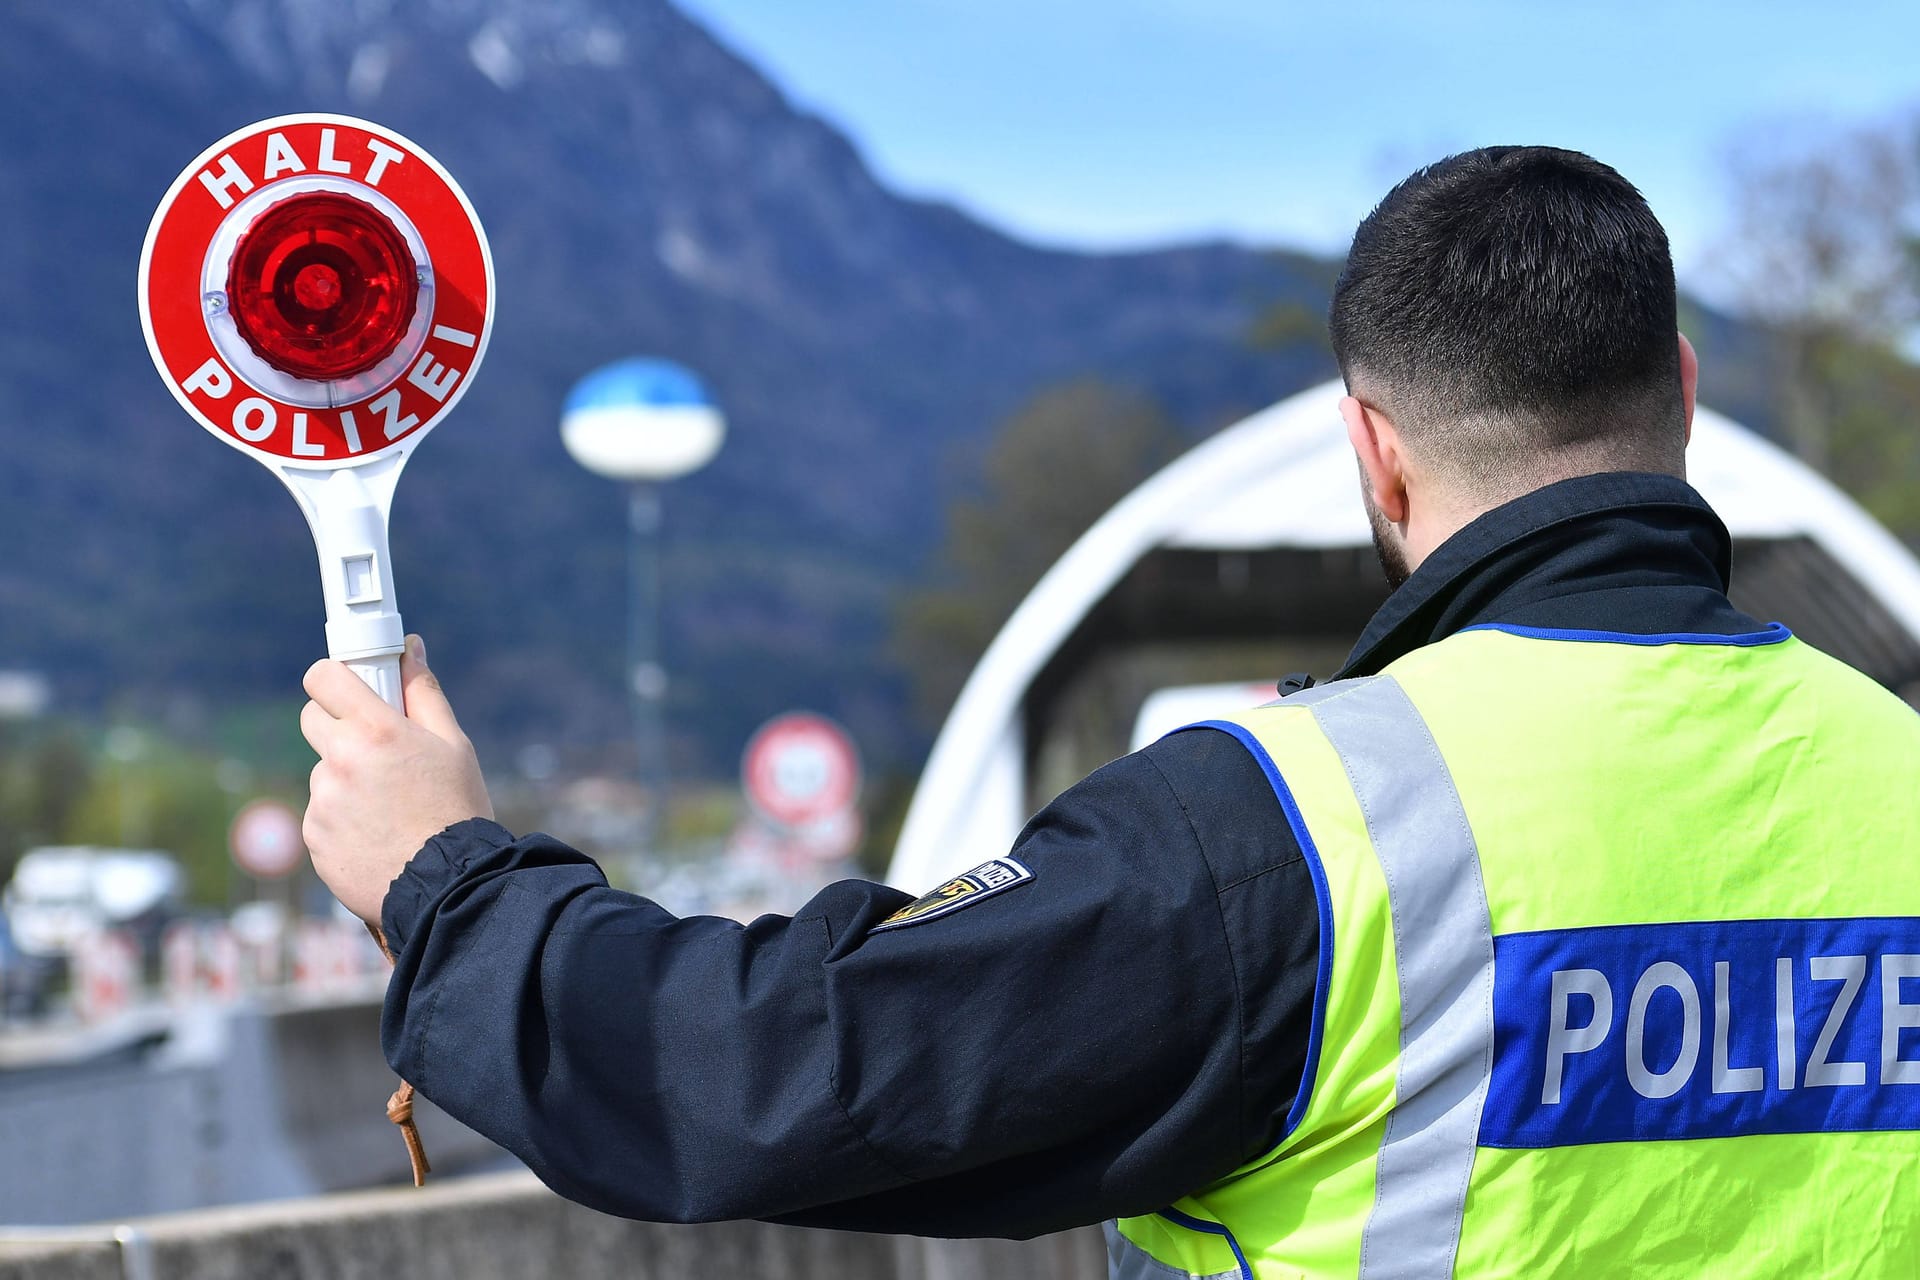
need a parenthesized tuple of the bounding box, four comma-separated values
(379, 741, 1275, 1236)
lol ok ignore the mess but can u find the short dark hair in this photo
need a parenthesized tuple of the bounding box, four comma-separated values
(1329, 146, 1684, 490)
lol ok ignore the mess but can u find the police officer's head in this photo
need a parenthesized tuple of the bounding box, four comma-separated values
(1329, 146, 1696, 587)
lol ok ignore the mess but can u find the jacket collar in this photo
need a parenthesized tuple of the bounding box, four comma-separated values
(1336, 472, 1748, 679)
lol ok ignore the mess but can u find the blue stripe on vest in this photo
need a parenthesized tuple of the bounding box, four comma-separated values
(1456, 621, 1793, 647)
(1480, 917, 1920, 1148)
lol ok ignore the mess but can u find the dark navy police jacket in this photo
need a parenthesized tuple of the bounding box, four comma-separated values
(380, 472, 1767, 1237)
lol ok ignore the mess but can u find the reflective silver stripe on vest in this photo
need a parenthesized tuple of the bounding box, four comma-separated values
(1104, 1222, 1242, 1280)
(1308, 676, 1496, 1280)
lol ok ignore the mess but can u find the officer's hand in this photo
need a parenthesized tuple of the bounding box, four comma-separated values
(300, 635, 494, 924)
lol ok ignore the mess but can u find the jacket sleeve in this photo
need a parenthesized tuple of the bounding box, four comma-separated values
(380, 743, 1294, 1238)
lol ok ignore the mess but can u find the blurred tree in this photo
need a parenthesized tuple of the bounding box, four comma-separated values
(1716, 121, 1919, 342)
(62, 741, 238, 906)
(0, 725, 93, 881)
(1247, 300, 1332, 355)
(0, 716, 310, 909)
(894, 379, 1185, 731)
(1246, 252, 1341, 364)
(1710, 117, 1920, 541)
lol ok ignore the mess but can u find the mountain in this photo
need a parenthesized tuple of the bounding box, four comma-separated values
(0, 0, 1334, 772)
(0, 1, 1762, 778)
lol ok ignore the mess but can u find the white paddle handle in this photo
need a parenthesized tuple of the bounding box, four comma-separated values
(279, 456, 411, 716)
(347, 652, 406, 712)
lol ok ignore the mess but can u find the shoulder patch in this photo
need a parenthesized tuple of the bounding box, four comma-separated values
(872, 857, 1033, 932)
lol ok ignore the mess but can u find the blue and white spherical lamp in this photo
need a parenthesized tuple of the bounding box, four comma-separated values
(560, 358, 726, 481)
(560, 357, 724, 863)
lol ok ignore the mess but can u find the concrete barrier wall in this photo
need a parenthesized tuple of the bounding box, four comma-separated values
(0, 996, 500, 1225)
(0, 1172, 1108, 1280)
(0, 1242, 120, 1280)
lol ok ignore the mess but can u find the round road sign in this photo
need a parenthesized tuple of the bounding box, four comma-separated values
(230, 798, 305, 880)
(139, 114, 493, 469)
(741, 712, 862, 829)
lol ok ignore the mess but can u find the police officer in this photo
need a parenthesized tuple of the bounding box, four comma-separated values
(300, 147, 1920, 1277)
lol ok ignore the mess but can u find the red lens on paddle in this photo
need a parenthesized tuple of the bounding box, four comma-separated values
(227, 192, 418, 381)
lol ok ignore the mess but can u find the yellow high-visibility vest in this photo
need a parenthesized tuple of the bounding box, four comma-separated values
(1113, 623, 1920, 1279)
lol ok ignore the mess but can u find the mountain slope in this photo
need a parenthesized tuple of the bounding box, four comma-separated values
(0, 1, 1376, 769)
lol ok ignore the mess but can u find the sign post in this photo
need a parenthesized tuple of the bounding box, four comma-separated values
(138, 114, 494, 707)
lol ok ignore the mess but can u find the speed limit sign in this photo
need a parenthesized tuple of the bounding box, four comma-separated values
(229, 798, 305, 880)
(741, 712, 862, 829)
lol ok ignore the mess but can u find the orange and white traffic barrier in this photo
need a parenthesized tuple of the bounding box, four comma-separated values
(73, 929, 139, 1023)
(203, 925, 241, 1003)
(162, 921, 200, 1005)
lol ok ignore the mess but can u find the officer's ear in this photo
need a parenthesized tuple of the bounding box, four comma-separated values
(1678, 332, 1698, 447)
(1341, 393, 1410, 525)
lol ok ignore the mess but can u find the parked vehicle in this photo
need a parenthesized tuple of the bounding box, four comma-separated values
(0, 911, 55, 1018)
(2, 846, 184, 972)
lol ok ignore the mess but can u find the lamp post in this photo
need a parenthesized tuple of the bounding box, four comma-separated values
(560, 358, 725, 855)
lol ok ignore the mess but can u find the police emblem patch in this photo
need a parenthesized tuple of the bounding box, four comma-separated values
(873, 857, 1033, 932)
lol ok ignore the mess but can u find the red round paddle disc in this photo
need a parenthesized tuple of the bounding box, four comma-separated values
(139, 114, 493, 467)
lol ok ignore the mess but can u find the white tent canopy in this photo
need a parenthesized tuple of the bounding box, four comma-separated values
(888, 379, 1920, 892)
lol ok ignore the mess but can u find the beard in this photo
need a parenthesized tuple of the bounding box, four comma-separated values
(1363, 484, 1413, 590)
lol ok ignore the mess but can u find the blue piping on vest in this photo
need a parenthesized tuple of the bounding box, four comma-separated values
(1458, 621, 1793, 647)
(1185, 719, 1333, 1143)
(1156, 1207, 1255, 1280)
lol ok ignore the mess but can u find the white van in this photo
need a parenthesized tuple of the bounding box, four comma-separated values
(2, 846, 184, 959)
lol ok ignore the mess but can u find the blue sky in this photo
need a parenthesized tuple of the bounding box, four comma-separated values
(679, 0, 1920, 292)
